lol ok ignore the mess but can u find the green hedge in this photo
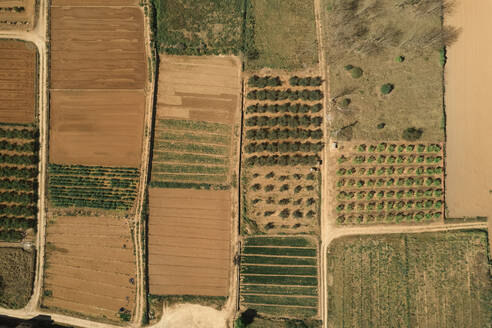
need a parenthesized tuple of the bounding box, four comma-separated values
(243, 246, 317, 257)
(241, 255, 317, 266)
(241, 275, 318, 286)
(241, 265, 317, 276)
(245, 236, 315, 247)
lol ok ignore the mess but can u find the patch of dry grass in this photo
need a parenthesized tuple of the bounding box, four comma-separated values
(0, 248, 35, 309)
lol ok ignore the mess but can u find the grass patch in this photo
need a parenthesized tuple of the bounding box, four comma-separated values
(152, 173, 227, 184)
(242, 284, 318, 296)
(155, 141, 228, 156)
(242, 294, 318, 307)
(241, 265, 317, 276)
(246, 0, 318, 70)
(246, 305, 318, 319)
(152, 163, 227, 175)
(0, 248, 35, 309)
(158, 119, 230, 135)
(242, 255, 317, 266)
(157, 131, 230, 145)
(242, 275, 317, 286)
(245, 236, 315, 247)
(153, 151, 228, 165)
(243, 246, 317, 257)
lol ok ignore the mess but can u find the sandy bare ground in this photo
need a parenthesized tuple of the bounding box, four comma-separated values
(445, 0, 492, 222)
(152, 304, 227, 328)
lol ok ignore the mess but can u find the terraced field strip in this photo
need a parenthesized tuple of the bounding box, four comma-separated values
(48, 164, 138, 211)
(43, 216, 136, 322)
(0, 125, 38, 242)
(151, 119, 232, 189)
(240, 236, 319, 319)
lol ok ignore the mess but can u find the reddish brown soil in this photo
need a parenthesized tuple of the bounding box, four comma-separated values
(43, 216, 136, 322)
(148, 188, 232, 297)
(50, 6, 146, 89)
(49, 89, 145, 167)
(0, 40, 36, 123)
(156, 56, 241, 124)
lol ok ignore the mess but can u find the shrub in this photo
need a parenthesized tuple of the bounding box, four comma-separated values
(396, 55, 405, 62)
(403, 127, 423, 141)
(279, 209, 290, 218)
(344, 64, 354, 71)
(350, 67, 363, 78)
(340, 98, 351, 107)
(380, 83, 394, 94)
(377, 122, 386, 129)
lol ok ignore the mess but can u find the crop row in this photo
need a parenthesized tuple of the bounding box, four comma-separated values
(338, 177, 443, 189)
(251, 182, 316, 193)
(0, 229, 23, 242)
(49, 176, 136, 189)
(337, 188, 442, 200)
(0, 191, 36, 205)
(149, 181, 229, 190)
(245, 141, 324, 154)
(0, 204, 36, 218)
(337, 210, 442, 224)
(50, 197, 133, 211)
(157, 131, 230, 145)
(0, 217, 36, 230)
(0, 178, 36, 192)
(337, 167, 443, 178)
(158, 119, 230, 135)
(336, 199, 443, 212)
(243, 246, 317, 257)
(339, 154, 443, 165)
(242, 294, 318, 307)
(257, 208, 317, 219)
(245, 237, 315, 247)
(50, 186, 135, 200)
(242, 265, 317, 276)
(246, 155, 320, 167)
(253, 197, 316, 207)
(1, 166, 37, 179)
(155, 141, 228, 156)
(0, 140, 37, 153)
(289, 76, 323, 87)
(242, 255, 317, 266)
(241, 284, 317, 296)
(153, 152, 228, 165)
(355, 143, 442, 153)
(152, 173, 227, 183)
(0, 127, 37, 140)
(245, 115, 323, 128)
(246, 128, 323, 141)
(0, 154, 37, 166)
(247, 89, 323, 102)
(246, 103, 322, 114)
(48, 164, 138, 178)
(252, 171, 317, 181)
(153, 163, 227, 175)
(247, 75, 282, 88)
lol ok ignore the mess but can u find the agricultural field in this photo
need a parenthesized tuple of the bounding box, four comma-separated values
(323, 0, 445, 141)
(48, 164, 138, 212)
(148, 188, 231, 297)
(0, 0, 35, 31)
(150, 56, 240, 189)
(43, 216, 136, 323)
(245, 0, 318, 70)
(0, 247, 35, 309)
(240, 236, 319, 320)
(0, 40, 36, 123)
(332, 142, 444, 225)
(242, 75, 323, 234)
(151, 0, 243, 55)
(326, 230, 492, 328)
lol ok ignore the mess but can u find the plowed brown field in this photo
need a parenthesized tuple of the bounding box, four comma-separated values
(50, 6, 145, 90)
(148, 188, 232, 297)
(43, 216, 136, 322)
(0, 40, 36, 123)
(49, 89, 145, 167)
(157, 56, 240, 124)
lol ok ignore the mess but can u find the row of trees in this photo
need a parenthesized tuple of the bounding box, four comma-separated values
(345, 154, 443, 165)
(247, 75, 282, 88)
(1, 166, 37, 179)
(336, 199, 443, 212)
(48, 164, 138, 178)
(289, 76, 323, 87)
(0, 127, 37, 139)
(245, 115, 323, 128)
(0, 229, 23, 242)
(356, 143, 442, 153)
(245, 128, 323, 140)
(50, 175, 136, 189)
(0, 204, 36, 217)
(51, 197, 131, 210)
(0, 217, 36, 230)
(246, 155, 321, 167)
(0, 154, 38, 166)
(337, 188, 443, 201)
(0, 178, 36, 192)
(246, 102, 322, 114)
(0, 140, 37, 153)
(336, 211, 442, 225)
(247, 89, 323, 102)
(338, 176, 444, 189)
(0, 191, 36, 205)
(245, 141, 324, 154)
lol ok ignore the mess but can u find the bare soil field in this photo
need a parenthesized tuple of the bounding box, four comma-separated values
(0, 40, 36, 123)
(148, 188, 232, 297)
(445, 0, 492, 220)
(157, 56, 240, 125)
(0, 0, 35, 31)
(51, 0, 138, 6)
(50, 5, 146, 89)
(49, 90, 145, 167)
(0, 247, 35, 309)
(42, 216, 136, 323)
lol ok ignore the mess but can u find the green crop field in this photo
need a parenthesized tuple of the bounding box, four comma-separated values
(151, 0, 244, 55)
(240, 236, 319, 320)
(0, 125, 38, 242)
(326, 230, 492, 328)
(151, 119, 232, 190)
(48, 164, 139, 211)
(0, 248, 35, 309)
(246, 0, 318, 70)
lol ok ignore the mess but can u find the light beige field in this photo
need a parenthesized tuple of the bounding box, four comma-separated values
(148, 188, 231, 297)
(445, 0, 492, 219)
(0, 0, 35, 31)
(157, 56, 240, 124)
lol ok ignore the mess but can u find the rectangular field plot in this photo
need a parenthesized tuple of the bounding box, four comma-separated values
(148, 188, 231, 297)
(0, 125, 39, 242)
(48, 164, 138, 211)
(50, 6, 146, 89)
(326, 230, 492, 328)
(0, 247, 35, 309)
(43, 216, 136, 322)
(0, 40, 36, 123)
(332, 142, 444, 225)
(49, 90, 145, 168)
(0, 0, 35, 31)
(240, 236, 319, 319)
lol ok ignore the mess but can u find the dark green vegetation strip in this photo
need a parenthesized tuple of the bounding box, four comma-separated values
(242, 255, 317, 266)
(241, 285, 318, 296)
(0, 248, 35, 309)
(242, 275, 318, 286)
(243, 246, 317, 257)
(245, 236, 315, 247)
(326, 230, 492, 327)
(242, 294, 318, 307)
(150, 181, 229, 190)
(241, 265, 317, 276)
(151, 0, 243, 55)
(48, 164, 138, 211)
(0, 125, 39, 241)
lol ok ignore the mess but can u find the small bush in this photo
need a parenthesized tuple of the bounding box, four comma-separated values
(350, 67, 363, 78)
(402, 127, 423, 141)
(377, 122, 386, 129)
(396, 55, 405, 63)
(344, 64, 354, 71)
(340, 98, 351, 107)
(381, 83, 394, 95)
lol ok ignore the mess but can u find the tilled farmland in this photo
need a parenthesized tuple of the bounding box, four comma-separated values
(240, 236, 319, 319)
(43, 216, 136, 322)
(148, 188, 231, 297)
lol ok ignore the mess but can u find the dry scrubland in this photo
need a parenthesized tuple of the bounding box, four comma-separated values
(326, 230, 492, 328)
(445, 0, 492, 221)
(0, 0, 35, 30)
(324, 0, 445, 141)
(43, 216, 136, 322)
(0, 248, 35, 309)
(148, 188, 231, 296)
